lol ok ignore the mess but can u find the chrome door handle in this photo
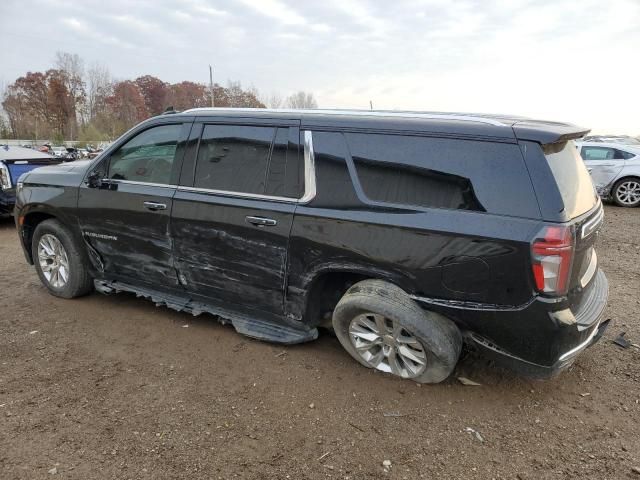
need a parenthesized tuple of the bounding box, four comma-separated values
(143, 201, 167, 211)
(245, 215, 277, 227)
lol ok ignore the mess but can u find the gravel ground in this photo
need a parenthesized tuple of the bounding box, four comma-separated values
(1, 205, 639, 479)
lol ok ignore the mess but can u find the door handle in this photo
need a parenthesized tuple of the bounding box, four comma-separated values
(245, 215, 277, 227)
(143, 201, 167, 211)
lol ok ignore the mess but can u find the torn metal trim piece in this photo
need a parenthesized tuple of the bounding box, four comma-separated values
(93, 280, 318, 345)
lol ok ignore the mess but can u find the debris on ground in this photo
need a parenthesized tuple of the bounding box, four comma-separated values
(275, 351, 287, 358)
(317, 451, 331, 461)
(382, 459, 392, 472)
(580, 393, 591, 397)
(48, 467, 57, 475)
(308, 403, 315, 409)
(181, 324, 189, 328)
(613, 332, 631, 349)
(465, 427, 485, 443)
(29, 330, 38, 335)
(457, 376, 482, 386)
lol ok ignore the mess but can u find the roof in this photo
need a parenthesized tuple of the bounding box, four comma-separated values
(576, 141, 640, 153)
(178, 108, 589, 144)
(0, 145, 55, 161)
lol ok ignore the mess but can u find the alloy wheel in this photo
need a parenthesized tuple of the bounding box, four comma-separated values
(616, 180, 640, 206)
(38, 234, 70, 288)
(348, 313, 427, 378)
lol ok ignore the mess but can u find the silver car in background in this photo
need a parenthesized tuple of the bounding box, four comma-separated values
(576, 141, 640, 208)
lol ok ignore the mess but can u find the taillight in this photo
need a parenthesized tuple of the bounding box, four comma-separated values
(531, 225, 574, 296)
(0, 164, 11, 190)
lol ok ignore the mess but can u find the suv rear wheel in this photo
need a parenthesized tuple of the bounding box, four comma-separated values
(332, 279, 461, 383)
(612, 177, 640, 207)
(32, 219, 93, 298)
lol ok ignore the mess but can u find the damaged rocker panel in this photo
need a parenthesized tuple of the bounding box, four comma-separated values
(93, 279, 318, 345)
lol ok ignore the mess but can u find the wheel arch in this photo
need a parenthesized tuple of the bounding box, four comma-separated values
(19, 207, 73, 264)
(297, 265, 416, 328)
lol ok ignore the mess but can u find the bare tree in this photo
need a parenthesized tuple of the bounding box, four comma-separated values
(286, 91, 318, 109)
(87, 63, 112, 121)
(262, 91, 284, 109)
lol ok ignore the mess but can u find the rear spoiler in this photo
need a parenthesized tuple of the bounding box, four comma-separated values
(512, 120, 590, 145)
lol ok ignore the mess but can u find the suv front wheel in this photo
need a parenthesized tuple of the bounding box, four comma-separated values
(332, 279, 462, 383)
(32, 219, 93, 298)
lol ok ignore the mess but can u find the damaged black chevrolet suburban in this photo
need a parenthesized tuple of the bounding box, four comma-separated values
(14, 108, 609, 383)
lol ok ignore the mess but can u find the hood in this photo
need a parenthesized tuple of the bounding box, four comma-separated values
(20, 160, 93, 187)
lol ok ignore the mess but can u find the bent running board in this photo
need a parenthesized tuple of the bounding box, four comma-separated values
(94, 280, 318, 345)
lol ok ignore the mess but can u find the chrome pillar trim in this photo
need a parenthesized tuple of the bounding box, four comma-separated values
(298, 130, 317, 204)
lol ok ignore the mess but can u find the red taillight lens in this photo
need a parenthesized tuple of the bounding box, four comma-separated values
(531, 225, 574, 295)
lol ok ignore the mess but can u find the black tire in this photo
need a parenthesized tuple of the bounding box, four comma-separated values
(332, 279, 462, 384)
(32, 219, 93, 298)
(611, 177, 640, 208)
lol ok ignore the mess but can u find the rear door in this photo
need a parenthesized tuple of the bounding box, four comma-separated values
(77, 121, 191, 286)
(171, 119, 303, 315)
(579, 146, 625, 191)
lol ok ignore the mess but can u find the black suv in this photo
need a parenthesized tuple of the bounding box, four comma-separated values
(14, 109, 609, 383)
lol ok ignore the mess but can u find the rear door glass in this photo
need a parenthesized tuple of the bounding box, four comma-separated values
(195, 125, 275, 194)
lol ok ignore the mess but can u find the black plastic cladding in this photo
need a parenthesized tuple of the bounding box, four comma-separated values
(14, 109, 605, 375)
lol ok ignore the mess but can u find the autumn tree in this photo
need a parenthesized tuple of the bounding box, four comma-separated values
(135, 75, 168, 116)
(105, 81, 148, 136)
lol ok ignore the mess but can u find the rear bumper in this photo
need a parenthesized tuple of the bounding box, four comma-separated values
(463, 269, 609, 378)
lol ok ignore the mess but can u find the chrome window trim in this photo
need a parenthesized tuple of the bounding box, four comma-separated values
(177, 186, 298, 204)
(299, 130, 317, 204)
(177, 129, 317, 205)
(107, 179, 178, 189)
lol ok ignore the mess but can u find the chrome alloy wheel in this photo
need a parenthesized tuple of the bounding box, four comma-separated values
(616, 180, 640, 206)
(348, 313, 427, 378)
(38, 234, 70, 288)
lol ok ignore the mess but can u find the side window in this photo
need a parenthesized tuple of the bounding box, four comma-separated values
(344, 132, 540, 218)
(108, 125, 181, 184)
(264, 127, 303, 198)
(195, 125, 274, 194)
(581, 147, 616, 161)
(615, 149, 636, 160)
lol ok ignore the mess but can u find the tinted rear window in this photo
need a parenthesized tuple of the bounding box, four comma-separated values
(544, 141, 597, 218)
(345, 133, 540, 218)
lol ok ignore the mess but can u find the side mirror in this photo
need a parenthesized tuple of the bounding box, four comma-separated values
(86, 171, 103, 188)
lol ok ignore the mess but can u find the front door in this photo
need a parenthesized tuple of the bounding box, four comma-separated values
(77, 122, 191, 286)
(171, 121, 303, 315)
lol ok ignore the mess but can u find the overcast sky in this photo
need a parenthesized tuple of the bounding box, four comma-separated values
(1, 0, 638, 134)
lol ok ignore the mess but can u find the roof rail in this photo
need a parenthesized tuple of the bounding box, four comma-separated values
(180, 107, 510, 127)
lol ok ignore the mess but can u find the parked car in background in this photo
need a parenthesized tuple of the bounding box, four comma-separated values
(0, 145, 62, 216)
(14, 109, 608, 383)
(50, 146, 67, 157)
(576, 141, 640, 207)
(583, 135, 640, 146)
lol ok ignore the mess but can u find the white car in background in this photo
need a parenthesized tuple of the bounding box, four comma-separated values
(576, 141, 640, 207)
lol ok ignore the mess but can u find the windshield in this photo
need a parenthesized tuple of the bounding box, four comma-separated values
(544, 140, 598, 218)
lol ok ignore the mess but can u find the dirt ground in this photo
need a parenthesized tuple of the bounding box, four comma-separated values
(1, 205, 639, 480)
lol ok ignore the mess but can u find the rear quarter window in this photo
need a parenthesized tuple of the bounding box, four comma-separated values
(345, 132, 540, 218)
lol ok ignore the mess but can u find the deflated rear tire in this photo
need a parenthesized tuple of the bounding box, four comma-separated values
(332, 279, 462, 384)
(32, 219, 93, 299)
